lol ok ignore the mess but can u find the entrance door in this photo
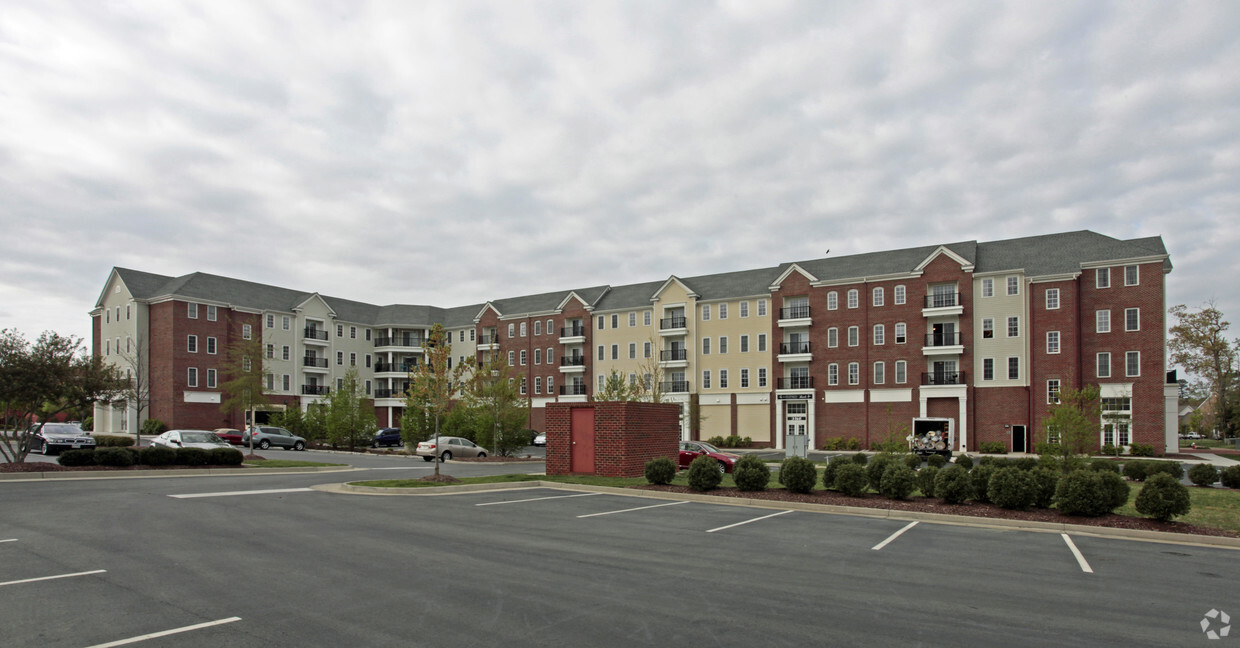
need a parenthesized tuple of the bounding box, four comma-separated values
(1012, 425, 1028, 453)
(570, 408, 595, 473)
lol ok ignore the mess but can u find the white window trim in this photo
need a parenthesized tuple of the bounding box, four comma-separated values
(1125, 308, 1140, 332)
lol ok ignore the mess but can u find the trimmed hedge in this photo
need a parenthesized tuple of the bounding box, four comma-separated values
(687, 454, 722, 492)
(1221, 465, 1240, 489)
(954, 454, 973, 470)
(822, 436, 862, 451)
(978, 441, 1007, 454)
(140, 446, 177, 467)
(1188, 463, 1219, 487)
(866, 454, 898, 492)
(851, 452, 868, 466)
(209, 447, 244, 466)
(916, 465, 940, 498)
(822, 456, 851, 491)
(970, 464, 998, 504)
(1122, 460, 1149, 482)
(1054, 470, 1126, 517)
(778, 457, 818, 494)
(94, 435, 135, 447)
(1135, 473, 1192, 522)
(834, 462, 869, 497)
(644, 457, 676, 485)
(175, 447, 210, 467)
(903, 453, 924, 470)
(1128, 443, 1156, 457)
(732, 454, 771, 492)
(879, 464, 916, 500)
(926, 454, 948, 469)
(58, 449, 96, 467)
(988, 467, 1035, 510)
(140, 418, 168, 437)
(94, 447, 134, 467)
(1029, 467, 1060, 509)
(1089, 459, 1121, 473)
(935, 465, 973, 504)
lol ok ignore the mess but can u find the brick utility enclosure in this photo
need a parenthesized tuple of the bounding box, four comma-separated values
(545, 402, 681, 478)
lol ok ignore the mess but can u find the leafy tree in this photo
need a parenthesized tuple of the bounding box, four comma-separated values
(403, 324, 468, 475)
(323, 368, 377, 451)
(461, 352, 528, 456)
(269, 406, 307, 439)
(303, 404, 327, 444)
(594, 369, 637, 402)
(630, 336, 666, 403)
(1169, 302, 1239, 437)
(219, 334, 270, 454)
(1043, 381, 1101, 472)
(116, 330, 151, 447)
(0, 329, 127, 463)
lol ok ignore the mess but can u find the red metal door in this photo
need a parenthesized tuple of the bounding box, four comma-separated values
(570, 407, 595, 474)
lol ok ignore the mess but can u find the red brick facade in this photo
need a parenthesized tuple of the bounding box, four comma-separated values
(545, 401, 680, 478)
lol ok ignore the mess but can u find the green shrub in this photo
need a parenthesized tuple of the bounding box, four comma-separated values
(976, 455, 1002, 467)
(778, 457, 818, 494)
(1089, 459, 1121, 473)
(935, 465, 973, 504)
(823, 437, 862, 451)
(1037, 453, 1061, 472)
(1135, 473, 1192, 522)
(58, 449, 96, 467)
(1011, 457, 1039, 471)
(707, 435, 751, 449)
(687, 454, 723, 492)
(1128, 443, 1155, 457)
(970, 463, 997, 503)
(1188, 463, 1219, 487)
(1035, 441, 1061, 456)
(903, 453, 923, 470)
(1122, 461, 1149, 481)
(175, 447, 210, 467)
(870, 440, 907, 453)
(866, 453, 897, 491)
(1221, 465, 1240, 489)
(209, 447, 244, 466)
(822, 455, 851, 491)
(851, 452, 868, 466)
(1098, 470, 1131, 511)
(834, 462, 868, 497)
(732, 455, 771, 492)
(880, 464, 917, 500)
(644, 457, 676, 485)
(140, 418, 168, 437)
(954, 454, 973, 470)
(1146, 461, 1184, 480)
(926, 454, 948, 469)
(1054, 470, 1118, 517)
(979, 441, 1007, 454)
(917, 465, 940, 498)
(93, 435, 135, 447)
(1029, 467, 1059, 508)
(1099, 443, 1121, 457)
(140, 446, 176, 467)
(94, 446, 135, 467)
(80, 416, 93, 431)
(987, 467, 1035, 510)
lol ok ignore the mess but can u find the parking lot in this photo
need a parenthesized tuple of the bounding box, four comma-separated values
(2, 458, 1238, 647)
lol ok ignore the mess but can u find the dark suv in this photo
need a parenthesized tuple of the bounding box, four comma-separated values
(372, 428, 403, 448)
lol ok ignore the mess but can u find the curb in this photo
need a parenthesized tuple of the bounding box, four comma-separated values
(324, 480, 1240, 551)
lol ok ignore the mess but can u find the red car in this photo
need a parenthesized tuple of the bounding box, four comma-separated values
(678, 441, 740, 473)
(213, 428, 244, 446)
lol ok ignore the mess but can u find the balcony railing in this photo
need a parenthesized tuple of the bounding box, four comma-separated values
(922, 371, 967, 386)
(375, 336, 424, 347)
(924, 293, 961, 309)
(660, 349, 687, 361)
(478, 334, 499, 345)
(560, 384, 587, 395)
(373, 388, 406, 399)
(374, 362, 415, 373)
(301, 385, 330, 396)
(925, 332, 962, 347)
(659, 317, 687, 330)
(559, 326, 586, 337)
(777, 376, 814, 390)
(560, 356, 586, 367)
(303, 328, 328, 341)
(302, 356, 328, 368)
(779, 341, 811, 354)
(779, 305, 810, 320)
(660, 380, 690, 393)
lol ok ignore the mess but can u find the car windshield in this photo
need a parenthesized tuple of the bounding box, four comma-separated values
(42, 424, 84, 435)
(183, 432, 221, 443)
(695, 442, 722, 453)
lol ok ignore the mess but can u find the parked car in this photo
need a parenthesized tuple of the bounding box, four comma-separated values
(415, 436, 487, 462)
(677, 440, 739, 473)
(532, 432, 547, 447)
(26, 423, 94, 455)
(242, 426, 306, 451)
(152, 430, 233, 450)
(372, 428, 403, 448)
(213, 428, 244, 445)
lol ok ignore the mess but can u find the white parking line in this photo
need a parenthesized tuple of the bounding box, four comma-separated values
(0, 538, 17, 543)
(577, 500, 689, 518)
(871, 521, 919, 551)
(0, 569, 107, 588)
(168, 488, 315, 499)
(365, 466, 435, 470)
(475, 492, 601, 506)
(1062, 534, 1094, 573)
(706, 510, 793, 533)
(83, 617, 242, 648)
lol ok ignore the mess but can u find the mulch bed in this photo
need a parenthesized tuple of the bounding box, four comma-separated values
(633, 484, 1238, 539)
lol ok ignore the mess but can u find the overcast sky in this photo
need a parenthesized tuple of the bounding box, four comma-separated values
(2, 1, 1237, 351)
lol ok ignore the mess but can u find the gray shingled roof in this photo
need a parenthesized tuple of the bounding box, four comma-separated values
(787, 240, 977, 282)
(591, 279, 665, 311)
(973, 230, 1170, 276)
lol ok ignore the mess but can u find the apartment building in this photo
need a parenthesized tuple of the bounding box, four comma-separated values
(91, 230, 1177, 454)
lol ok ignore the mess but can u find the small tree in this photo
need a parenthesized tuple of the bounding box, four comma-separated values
(594, 370, 637, 402)
(116, 330, 152, 447)
(404, 324, 467, 475)
(0, 330, 127, 463)
(219, 334, 270, 454)
(462, 352, 528, 456)
(1043, 381, 1101, 472)
(323, 368, 378, 451)
(1135, 473, 1192, 522)
(1169, 302, 1238, 437)
(630, 337, 666, 403)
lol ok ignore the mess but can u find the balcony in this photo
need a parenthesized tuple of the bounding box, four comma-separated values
(922, 292, 963, 317)
(375, 336, 424, 348)
(923, 332, 964, 356)
(778, 305, 811, 327)
(558, 326, 586, 344)
(658, 349, 688, 368)
(373, 388, 405, 399)
(301, 385, 330, 396)
(477, 334, 500, 351)
(374, 362, 415, 373)
(777, 376, 814, 390)
(777, 340, 812, 363)
(303, 328, 328, 344)
(560, 384, 588, 396)
(559, 356, 586, 373)
(302, 356, 328, 369)
(922, 371, 967, 386)
(660, 380, 690, 393)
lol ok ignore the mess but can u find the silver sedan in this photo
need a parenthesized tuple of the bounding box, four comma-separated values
(415, 436, 488, 462)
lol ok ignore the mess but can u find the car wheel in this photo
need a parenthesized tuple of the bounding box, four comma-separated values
(477, 452, 486, 458)
(371, 441, 378, 448)
(422, 456, 433, 462)
(259, 439, 271, 450)
(440, 451, 452, 462)
(294, 441, 305, 451)
(717, 461, 727, 474)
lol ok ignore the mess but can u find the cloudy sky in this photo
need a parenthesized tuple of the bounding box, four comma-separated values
(2, 0, 1237, 349)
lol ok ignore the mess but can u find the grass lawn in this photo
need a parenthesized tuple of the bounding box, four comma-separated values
(244, 460, 347, 468)
(1116, 485, 1240, 534)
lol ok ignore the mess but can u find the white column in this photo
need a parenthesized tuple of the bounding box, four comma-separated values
(958, 393, 968, 453)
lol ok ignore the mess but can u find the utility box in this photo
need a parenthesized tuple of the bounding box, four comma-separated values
(544, 402, 680, 478)
(785, 433, 808, 458)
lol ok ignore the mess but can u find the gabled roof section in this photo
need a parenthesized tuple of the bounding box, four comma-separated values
(651, 276, 699, 302)
(292, 293, 338, 317)
(974, 231, 1170, 277)
(681, 265, 782, 300)
(768, 263, 817, 290)
(556, 290, 594, 312)
(591, 279, 666, 311)
(487, 286, 608, 318)
(914, 243, 977, 273)
(96, 267, 174, 307)
(787, 241, 977, 284)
